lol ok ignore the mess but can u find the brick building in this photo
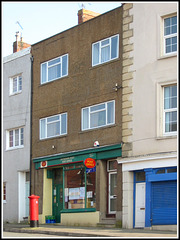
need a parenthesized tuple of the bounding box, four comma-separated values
(31, 6, 123, 226)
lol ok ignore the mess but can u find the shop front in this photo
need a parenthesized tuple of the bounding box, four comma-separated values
(33, 144, 122, 226)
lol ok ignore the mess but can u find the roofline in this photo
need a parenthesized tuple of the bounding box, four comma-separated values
(31, 5, 122, 47)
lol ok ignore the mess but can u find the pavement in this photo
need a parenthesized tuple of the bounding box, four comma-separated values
(3, 223, 178, 238)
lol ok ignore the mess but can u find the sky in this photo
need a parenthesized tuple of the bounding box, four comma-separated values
(2, 1, 122, 57)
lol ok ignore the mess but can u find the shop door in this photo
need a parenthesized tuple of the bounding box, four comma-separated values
(135, 182, 145, 228)
(108, 172, 117, 214)
(53, 184, 63, 223)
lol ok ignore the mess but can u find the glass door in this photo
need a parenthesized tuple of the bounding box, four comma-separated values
(108, 172, 117, 214)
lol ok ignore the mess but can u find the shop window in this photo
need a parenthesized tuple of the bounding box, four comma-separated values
(64, 164, 96, 210)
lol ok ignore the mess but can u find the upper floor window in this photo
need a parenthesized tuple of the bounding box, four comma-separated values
(41, 54, 68, 84)
(6, 127, 24, 150)
(9, 75, 22, 95)
(92, 34, 119, 66)
(40, 113, 67, 139)
(164, 15, 177, 54)
(164, 85, 177, 135)
(82, 100, 115, 131)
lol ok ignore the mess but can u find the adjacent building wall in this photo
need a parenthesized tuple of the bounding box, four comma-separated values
(3, 47, 31, 223)
(120, 2, 177, 229)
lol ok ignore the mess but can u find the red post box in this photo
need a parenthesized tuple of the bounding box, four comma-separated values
(28, 194, 40, 227)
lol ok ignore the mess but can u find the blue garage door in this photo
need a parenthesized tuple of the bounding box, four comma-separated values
(152, 181, 177, 225)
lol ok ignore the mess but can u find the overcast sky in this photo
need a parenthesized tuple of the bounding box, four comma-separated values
(2, 1, 122, 57)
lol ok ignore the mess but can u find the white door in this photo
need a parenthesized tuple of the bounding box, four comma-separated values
(25, 181, 30, 217)
(108, 172, 117, 214)
(135, 182, 146, 228)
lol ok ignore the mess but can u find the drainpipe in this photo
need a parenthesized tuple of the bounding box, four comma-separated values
(30, 55, 34, 196)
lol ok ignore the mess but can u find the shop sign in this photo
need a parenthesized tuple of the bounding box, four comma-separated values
(84, 158, 96, 168)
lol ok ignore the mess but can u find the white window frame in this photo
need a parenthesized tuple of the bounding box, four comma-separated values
(163, 15, 177, 55)
(41, 53, 68, 84)
(9, 75, 22, 95)
(163, 84, 177, 136)
(81, 100, 115, 131)
(92, 34, 119, 66)
(40, 113, 67, 140)
(6, 127, 24, 150)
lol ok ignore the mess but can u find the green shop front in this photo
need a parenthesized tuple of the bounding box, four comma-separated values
(33, 144, 122, 226)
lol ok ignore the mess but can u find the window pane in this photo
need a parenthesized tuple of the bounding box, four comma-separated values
(62, 55, 68, 76)
(13, 77, 17, 93)
(165, 111, 177, 132)
(90, 103, 105, 112)
(48, 58, 60, 66)
(101, 39, 109, 46)
(82, 108, 89, 130)
(41, 63, 47, 83)
(20, 128, 24, 145)
(18, 76, 22, 91)
(47, 121, 60, 137)
(164, 86, 177, 109)
(61, 113, 67, 134)
(92, 43, 99, 65)
(107, 101, 114, 124)
(101, 45, 110, 63)
(40, 119, 46, 139)
(9, 130, 13, 147)
(136, 172, 145, 181)
(90, 110, 106, 128)
(15, 129, 19, 146)
(48, 64, 61, 81)
(111, 36, 118, 59)
(64, 167, 85, 209)
(47, 115, 59, 123)
(86, 168, 96, 208)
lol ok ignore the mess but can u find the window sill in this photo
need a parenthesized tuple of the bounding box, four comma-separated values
(80, 124, 117, 134)
(9, 91, 22, 97)
(157, 52, 177, 60)
(156, 134, 177, 140)
(89, 58, 120, 70)
(6, 145, 24, 151)
(39, 75, 69, 87)
(61, 208, 96, 214)
(39, 134, 67, 142)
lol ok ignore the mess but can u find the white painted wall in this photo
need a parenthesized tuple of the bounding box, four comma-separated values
(130, 3, 177, 156)
(121, 3, 177, 229)
(3, 48, 31, 223)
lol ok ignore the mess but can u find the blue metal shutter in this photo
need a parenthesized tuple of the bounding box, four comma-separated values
(151, 181, 177, 225)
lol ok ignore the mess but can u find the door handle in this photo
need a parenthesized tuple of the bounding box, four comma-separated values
(140, 207, 145, 210)
(56, 203, 58, 207)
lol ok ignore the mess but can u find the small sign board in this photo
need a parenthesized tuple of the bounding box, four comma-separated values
(84, 158, 96, 168)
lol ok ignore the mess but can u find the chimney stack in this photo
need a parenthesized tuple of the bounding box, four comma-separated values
(78, 9, 100, 24)
(13, 32, 31, 53)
